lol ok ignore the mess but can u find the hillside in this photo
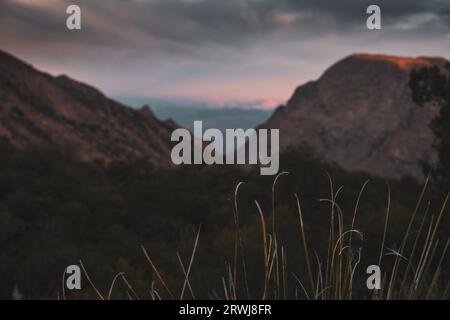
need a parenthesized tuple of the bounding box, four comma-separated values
(0, 50, 176, 167)
(261, 54, 449, 180)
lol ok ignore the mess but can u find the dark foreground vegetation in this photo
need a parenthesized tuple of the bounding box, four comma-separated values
(0, 142, 447, 299)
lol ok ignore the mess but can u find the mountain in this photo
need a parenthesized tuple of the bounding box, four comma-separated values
(117, 97, 273, 133)
(261, 54, 449, 180)
(0, 50, 177, 167)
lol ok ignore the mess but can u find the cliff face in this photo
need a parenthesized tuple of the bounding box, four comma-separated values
(261, 54, 448, 180)
(0, 50, 177, 166)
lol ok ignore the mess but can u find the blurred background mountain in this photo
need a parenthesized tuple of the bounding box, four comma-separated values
(117, 97, 273, 133)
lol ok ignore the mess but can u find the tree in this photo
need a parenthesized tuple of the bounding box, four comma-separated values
(409, 62, 450, 193)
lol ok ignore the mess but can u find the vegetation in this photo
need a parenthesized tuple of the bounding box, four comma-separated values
(410, 62, 450, 193)
(0, 143, 447, 299)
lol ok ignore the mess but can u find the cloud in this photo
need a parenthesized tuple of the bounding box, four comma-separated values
(2, 0, 449, 56)
(1, 0, 449, 102)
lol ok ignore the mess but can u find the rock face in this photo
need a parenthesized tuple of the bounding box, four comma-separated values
(261, 54, 449, 180)
(0, 50, 177, 166)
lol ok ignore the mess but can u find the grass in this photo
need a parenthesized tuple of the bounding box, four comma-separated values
(72, 172, 449, 300)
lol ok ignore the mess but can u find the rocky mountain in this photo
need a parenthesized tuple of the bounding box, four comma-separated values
(0, 50, 177, 167)
(261, 54, 449, 180)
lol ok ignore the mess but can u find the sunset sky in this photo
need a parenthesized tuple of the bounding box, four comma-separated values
(1, 0, 450, 107)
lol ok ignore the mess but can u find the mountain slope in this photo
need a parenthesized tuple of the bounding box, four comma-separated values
(261, 53, 448, 180)
(0, 50, 176, 166)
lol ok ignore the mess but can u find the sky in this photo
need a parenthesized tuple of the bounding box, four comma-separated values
(1, 0, 450, 108)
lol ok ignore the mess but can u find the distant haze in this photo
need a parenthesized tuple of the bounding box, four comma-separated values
(118, 97, 273, 132)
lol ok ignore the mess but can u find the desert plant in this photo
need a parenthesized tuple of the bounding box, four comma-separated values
(76, 172, 449, 300)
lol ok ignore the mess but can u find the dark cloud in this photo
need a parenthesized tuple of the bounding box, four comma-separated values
(1, 0, 449, 102)
(2, 0, 449, 55)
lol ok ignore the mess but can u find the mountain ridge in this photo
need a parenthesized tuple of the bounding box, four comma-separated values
(261, 53, 449, 180)
(0, 50, 177, 167)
